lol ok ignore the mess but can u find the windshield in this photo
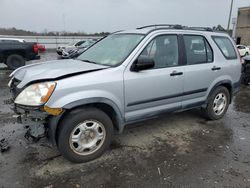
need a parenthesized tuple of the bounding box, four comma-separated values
(77, 34, 144, 66)
(68, 42, 75, 46)
(79, 40, 95, 48)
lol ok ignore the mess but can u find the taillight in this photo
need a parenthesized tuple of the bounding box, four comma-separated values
(237, 49, 244, 64)
(33, 44, 39, 54)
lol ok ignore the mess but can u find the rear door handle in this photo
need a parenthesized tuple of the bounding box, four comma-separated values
(211, 66, 221, 71)
(170, 71, 183, 76)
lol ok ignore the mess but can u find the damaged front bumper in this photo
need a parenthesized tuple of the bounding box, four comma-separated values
(16, 109, 48, 141)
(5, 99, 49, 141)
(5, 99, 64, 145)
(7, 77, 63, 144)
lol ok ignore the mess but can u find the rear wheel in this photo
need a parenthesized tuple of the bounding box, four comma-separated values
(203, 86, 230, 120)
(57, 107, 114, 163)
(6, 54, 25, 70)
(241, 72, 250, 85)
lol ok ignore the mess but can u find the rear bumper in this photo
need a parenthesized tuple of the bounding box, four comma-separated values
(232, 80, 241, 95)
(33, 55, 40, 60)
(26, 54, 40, 61)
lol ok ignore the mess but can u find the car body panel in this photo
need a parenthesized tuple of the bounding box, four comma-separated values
(46, 65, 125, 113)
(11, 59, 108, 88)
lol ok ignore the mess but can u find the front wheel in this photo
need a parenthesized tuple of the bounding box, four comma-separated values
(203, 86, 230, 120)
(57, 107, 114, 163)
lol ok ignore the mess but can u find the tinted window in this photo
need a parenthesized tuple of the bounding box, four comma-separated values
(184, 35, 213, 65)
(139, 35, 179, 69)
(212, 36, 237, 59)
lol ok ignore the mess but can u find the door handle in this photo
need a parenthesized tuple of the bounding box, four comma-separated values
(211, 66, 221, 71)
(170, 71, 183, 76)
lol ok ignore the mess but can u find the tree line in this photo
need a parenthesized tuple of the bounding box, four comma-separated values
(0, 27, 110, 36)
(0, 25, 231, 36)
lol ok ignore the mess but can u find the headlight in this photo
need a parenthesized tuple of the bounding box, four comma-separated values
(15, 82, 56, 106)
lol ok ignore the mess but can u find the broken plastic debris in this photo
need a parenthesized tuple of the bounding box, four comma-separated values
(0, 138, 10, 152)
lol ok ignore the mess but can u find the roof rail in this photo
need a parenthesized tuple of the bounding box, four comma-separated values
(111, 30, 124, 34)
(187, 27, 213, 32)
(137, 24, 214, 32)
(137, 24, 183, 30)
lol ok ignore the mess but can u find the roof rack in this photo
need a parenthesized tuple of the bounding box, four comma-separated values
(187, 27, 213, 32)
(137, 24, 183, 30)
(137, 24, 214, 32)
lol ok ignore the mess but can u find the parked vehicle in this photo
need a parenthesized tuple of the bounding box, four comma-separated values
(0, 38, 40, 69)
(237, 45, 250, 56)
(241, 55, 250, 85)
(57, 40, 89, 56)
(8, 25, 241, 163)
(61, 39, 97, 59)
(37, 44, 46, 53)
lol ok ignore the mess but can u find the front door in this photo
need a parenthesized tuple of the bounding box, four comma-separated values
(124, 34, 184, 122)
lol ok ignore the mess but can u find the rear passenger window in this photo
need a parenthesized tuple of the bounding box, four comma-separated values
(183, 35, 213, 65)
(212, 36, 237, 59)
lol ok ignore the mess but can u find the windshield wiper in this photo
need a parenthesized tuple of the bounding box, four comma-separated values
(80, 59, 99, 64)
(79, 59, 111, 67)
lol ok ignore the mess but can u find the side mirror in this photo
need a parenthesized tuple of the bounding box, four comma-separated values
(131, 56, 155, 72)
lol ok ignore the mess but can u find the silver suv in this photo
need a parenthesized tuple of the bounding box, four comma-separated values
(8, 25, 241, 163)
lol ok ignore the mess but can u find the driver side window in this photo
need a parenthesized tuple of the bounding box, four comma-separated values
(139, 35, 179, 69)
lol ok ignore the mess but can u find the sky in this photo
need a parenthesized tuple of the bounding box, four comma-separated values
(0, 0, 249, 33)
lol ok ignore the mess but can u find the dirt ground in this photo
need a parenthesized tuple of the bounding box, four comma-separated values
(0, 53, 250, 188)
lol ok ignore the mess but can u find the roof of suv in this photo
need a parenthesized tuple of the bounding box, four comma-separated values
(116, 25, 229, 36)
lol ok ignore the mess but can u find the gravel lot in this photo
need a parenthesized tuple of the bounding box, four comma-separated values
(0, 52, 250, 188)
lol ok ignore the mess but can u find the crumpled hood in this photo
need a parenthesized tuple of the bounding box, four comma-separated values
(10, 59, 108, 88)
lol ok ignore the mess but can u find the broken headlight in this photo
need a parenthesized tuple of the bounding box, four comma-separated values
(14, 82, 56, 106)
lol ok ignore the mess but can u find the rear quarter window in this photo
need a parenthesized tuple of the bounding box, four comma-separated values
(212, 36, 237, 59)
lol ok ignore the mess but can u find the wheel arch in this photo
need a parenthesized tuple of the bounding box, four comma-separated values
(48, 98, 125, 146)
(206, 80, 233, 104)
(4, 50, 26, 60)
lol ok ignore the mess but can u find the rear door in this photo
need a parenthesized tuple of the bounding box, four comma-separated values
(181, 35, 219, 109)
(212, 36, 241, 88)
(124, 34, 184, 122)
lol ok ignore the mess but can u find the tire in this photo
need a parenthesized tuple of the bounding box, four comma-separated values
(243, 78, 250, 85)
(203, 86, 230, 120)
(245, 52, 249, 56)
(6, 54, 25, 70)
(241, 73, 250, 85)
(57, 107, 114, 163)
